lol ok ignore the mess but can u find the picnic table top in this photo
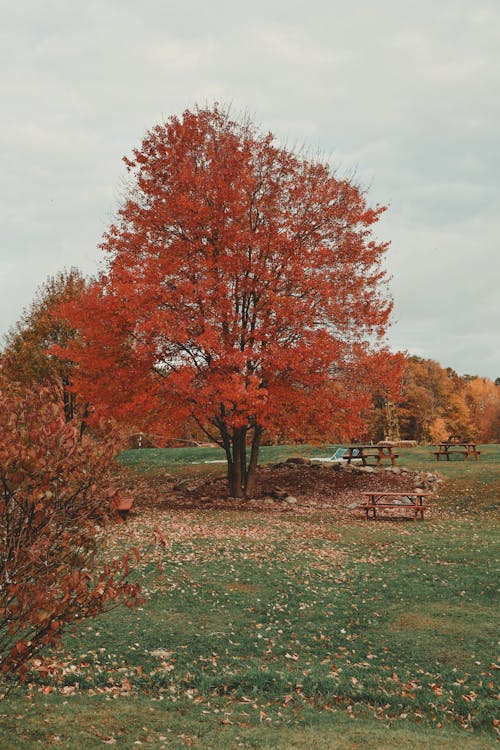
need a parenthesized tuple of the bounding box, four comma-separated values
(437, 441, 477, 447)
(346, 444, 396, 450)
(360, 490, 432, 497)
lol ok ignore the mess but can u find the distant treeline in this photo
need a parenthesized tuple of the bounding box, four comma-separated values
(372, 356, 500, 444)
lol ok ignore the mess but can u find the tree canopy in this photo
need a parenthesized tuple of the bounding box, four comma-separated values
(58, 105, 399, 497)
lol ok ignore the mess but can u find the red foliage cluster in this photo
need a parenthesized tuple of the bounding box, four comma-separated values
(0, 378, 140, 678)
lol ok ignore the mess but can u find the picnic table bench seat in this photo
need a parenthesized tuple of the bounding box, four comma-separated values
(433, 448, 481, 461)
(433, 449, 469, 456)
(343, 451, 400, 459)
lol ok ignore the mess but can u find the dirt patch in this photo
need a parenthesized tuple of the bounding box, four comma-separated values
(391, 612, 445, 632)
(227, 582, 259, 593)
(390, 604, 490, 636)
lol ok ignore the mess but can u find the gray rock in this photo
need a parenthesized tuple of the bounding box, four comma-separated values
(284, 496, 298, 504)
(271, 486, 288, 500)
(414, 481, 429, 490)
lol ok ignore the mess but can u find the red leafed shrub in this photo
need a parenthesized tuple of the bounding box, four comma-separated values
(0, 378, 140, 678)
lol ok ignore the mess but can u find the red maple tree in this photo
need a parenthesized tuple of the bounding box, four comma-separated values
(58, 106, 398, 498)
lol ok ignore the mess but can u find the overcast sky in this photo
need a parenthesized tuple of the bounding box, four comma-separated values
(1, 0, 499, 378)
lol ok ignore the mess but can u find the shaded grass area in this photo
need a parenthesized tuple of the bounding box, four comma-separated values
(1, 446, 499, 748)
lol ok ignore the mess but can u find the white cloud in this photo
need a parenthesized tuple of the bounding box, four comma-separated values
(1, 0, 499, 377)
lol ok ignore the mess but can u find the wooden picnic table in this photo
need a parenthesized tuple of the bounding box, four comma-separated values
(360, 490, 432, 520)
(343, 444, 399, 467)
(433, 440, 480, 461)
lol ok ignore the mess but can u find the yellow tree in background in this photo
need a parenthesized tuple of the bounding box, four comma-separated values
(396, 357, 499, 443)
(466, 377, 500, 442)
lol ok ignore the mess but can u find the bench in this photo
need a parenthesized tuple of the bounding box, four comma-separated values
(360, 452, 400, 459)
(343, 452, 399, 465)
(111, 496, 135, 521)
(433, 450, 481, 461)
(360, 502, 428, 520)
(433, 450, 467, 458)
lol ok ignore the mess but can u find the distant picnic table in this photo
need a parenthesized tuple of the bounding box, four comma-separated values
(342, 444, 399, 467)
(433, 436, 480, 462)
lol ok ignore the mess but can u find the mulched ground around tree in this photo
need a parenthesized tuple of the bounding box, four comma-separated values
(116, 461, 442, 521)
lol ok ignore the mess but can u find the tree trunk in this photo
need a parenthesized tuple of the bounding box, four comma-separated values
(244, 427, 262, 499)
(224, 426, 262, 500)
(228, 459, 243, 498)
(220, 425, 240, 498)
(238, 428, 247, 490)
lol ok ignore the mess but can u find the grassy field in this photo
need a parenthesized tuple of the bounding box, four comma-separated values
(1, 445, 498, 748)
(117, 443, 335, 473)
(118, 441, 500, 472)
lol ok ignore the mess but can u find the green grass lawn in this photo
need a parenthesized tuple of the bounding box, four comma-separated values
(117, 442, 338, 473)
(118, 442, 500, 473)
(1, 445, 498, 749)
